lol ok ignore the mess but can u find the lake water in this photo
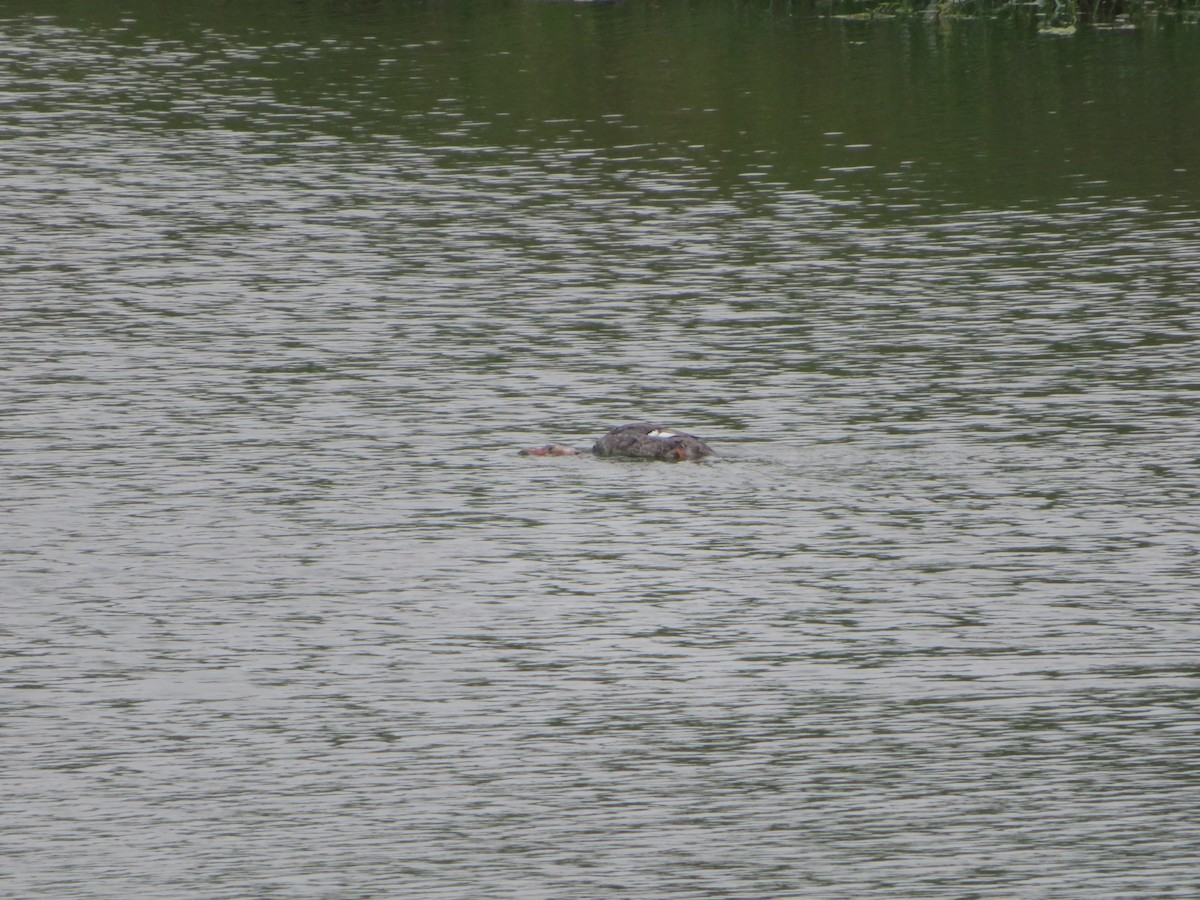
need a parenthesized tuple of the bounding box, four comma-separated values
(3, 1, 1199, 897)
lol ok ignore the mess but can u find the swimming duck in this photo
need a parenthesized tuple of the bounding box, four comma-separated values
(521, 422, 716, 461)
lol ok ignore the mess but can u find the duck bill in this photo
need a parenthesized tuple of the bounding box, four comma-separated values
(520, 444, 581, 457)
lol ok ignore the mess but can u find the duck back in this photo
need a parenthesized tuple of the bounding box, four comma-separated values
(592, 423, 716, 461)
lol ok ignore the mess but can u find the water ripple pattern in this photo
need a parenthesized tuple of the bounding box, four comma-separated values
(3, 8, 1199, 900)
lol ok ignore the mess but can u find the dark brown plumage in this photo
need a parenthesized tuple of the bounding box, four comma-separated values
(521, 423, 715, 461)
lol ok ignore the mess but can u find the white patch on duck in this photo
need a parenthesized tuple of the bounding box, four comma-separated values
(647, 430, 678, 439)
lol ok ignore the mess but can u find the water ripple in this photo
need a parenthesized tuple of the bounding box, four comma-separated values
(3, 8, 1200, 900)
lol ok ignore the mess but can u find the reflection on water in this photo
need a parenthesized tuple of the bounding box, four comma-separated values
(3, 2, 1199, 898)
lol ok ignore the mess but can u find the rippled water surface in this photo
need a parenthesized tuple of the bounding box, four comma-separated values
(4, 2, 1200, 897)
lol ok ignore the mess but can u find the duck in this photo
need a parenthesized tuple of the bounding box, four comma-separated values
(521, 423, 716, 461)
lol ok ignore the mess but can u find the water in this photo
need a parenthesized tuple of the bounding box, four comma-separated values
(3, 2, 1199, 897)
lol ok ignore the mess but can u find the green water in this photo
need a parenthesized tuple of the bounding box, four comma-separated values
(12, 0, 1200, 204)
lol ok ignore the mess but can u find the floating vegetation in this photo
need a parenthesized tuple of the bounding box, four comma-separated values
(820, 0, 1198, 29)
